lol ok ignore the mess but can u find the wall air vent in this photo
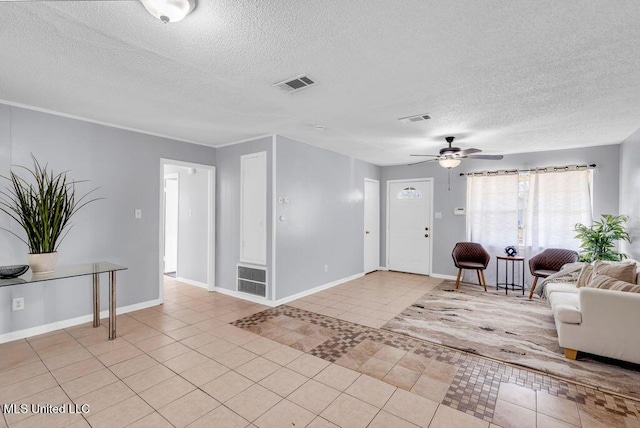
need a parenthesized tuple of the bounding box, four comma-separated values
(398, 113, 431, 124)
(237, 265, 267, 297)
(273, 74, 317, 93)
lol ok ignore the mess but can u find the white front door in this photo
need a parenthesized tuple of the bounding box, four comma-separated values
(163, 175, 179, 274)
(364, 179, 380, 273)
(387, 179, 432, 275)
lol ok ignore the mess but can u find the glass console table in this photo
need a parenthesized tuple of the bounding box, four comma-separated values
(0, 262, 127, 340)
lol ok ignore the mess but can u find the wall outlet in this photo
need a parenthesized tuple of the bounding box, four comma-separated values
(324, 265, 329, 272)
(12, 297, 24, 311)
(435, 212, 443, 219)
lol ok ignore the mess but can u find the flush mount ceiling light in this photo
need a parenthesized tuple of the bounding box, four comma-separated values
(140, 0, 196, 23)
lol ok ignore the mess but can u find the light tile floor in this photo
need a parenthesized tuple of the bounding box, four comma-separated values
(0, 272, 637, 427)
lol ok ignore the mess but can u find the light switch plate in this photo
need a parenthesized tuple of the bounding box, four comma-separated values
(135, 209, 142, 219)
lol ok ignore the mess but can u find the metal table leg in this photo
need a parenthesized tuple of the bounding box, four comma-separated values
(109, 271, 117, 340)
(92, 273, 100, 327)
(522, 260, 525, 295)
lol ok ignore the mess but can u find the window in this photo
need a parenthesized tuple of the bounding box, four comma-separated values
(525, 169, 592, 252)
(397, 187, 422, 199)
(468, 168, 593, 255)
(466, 174, 520, 251)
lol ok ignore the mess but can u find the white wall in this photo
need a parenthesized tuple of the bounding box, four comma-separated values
(381, 144, 621, 278)
(619, 129, 640, 260)
(215, 136, 273, 297)
(275, 136, 381, 300)
(0, 105, 216, 336)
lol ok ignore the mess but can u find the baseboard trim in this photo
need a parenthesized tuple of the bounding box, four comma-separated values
(213, 287, 274, 307)
(0, 298, 162, 344)
(175, 277, 209, 290)
(377, 266, 389, 271)
(430, 273, 458, 281)
(274, 272, 365, 306)
(212, 272, 366, 308)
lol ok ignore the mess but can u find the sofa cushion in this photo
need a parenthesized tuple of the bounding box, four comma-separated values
(554, 304, 582, 324)
(587, 273, 640, 293)
(576, 265, 593, 288)
(544, 282, 579, 299)
(548, 290, 579, 310)
(593, 260, 637, 283)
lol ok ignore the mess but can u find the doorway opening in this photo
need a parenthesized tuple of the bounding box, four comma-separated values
(364, 178, 380, 274)
(163, 173, 179, 277)
(159, 159, 215, 303)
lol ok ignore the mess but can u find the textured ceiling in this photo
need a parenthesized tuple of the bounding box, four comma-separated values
(1, 0, 639, 165)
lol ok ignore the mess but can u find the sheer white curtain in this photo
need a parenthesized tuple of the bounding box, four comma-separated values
(466, 174, 520, 284)
(525, 169, 592, 255)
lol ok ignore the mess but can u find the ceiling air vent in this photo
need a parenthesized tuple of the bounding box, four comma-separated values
(398, 113, 431, 124)
(273, 74, 317, 93)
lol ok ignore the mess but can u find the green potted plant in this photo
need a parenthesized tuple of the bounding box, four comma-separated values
(574, 214, 631, 263)
(0, 155, 99, 273)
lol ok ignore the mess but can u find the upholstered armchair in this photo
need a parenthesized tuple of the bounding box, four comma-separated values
(451, 242, 491, 291)
(528, 248, 579, 299)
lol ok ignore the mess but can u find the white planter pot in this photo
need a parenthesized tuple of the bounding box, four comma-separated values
(27, 252, 59, 274)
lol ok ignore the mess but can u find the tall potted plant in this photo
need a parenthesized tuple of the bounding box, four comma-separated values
(574, 214, 631, 263)
(0, 156, 99, 273)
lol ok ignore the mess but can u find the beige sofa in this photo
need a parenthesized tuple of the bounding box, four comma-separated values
(543, 261, 640, 364)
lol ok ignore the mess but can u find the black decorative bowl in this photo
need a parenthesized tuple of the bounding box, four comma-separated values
(504, 246, 518, 257)
(0, 265, 29, 279)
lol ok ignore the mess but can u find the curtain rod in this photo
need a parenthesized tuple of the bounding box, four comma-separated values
(459, 164, 596, 177)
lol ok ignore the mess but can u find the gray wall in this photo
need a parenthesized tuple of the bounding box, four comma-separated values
(164, 165, 209, 284)
(275, 136, 381, 300)
(381, 144, 621, 277)
(619, 129, 640, 261)
(0, 105, 215, 335)
(215, 136, 273, 294)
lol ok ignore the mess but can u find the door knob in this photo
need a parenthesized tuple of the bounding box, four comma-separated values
(424, 234, 429, 238)
(365, 230, 370, 234)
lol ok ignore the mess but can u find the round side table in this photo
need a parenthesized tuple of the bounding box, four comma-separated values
(496, 255, 525, 295)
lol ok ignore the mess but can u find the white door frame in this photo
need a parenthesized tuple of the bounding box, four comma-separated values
(163, 173, 179, 276)
(364, 178, 380, 273)
(159, 159, 216, 303)
(386, 177, 434, 275)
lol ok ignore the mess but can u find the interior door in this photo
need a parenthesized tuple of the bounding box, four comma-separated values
(388, 179, 432, 275)
(163, 175, 179, 274)
(240, 152, 267, 264)
(364, 179, 380, 273)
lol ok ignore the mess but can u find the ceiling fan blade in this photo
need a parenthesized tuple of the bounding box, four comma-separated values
(466, 154, 504, 160)
(455, 148, 482, 157)
(408, 159, 439, 166)
(410, 154, 439, 157)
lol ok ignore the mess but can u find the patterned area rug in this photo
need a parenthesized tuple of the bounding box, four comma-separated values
(382, 280, 640, 399)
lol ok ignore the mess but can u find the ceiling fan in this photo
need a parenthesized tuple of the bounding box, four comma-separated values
(410, 136, 503, 169)
(4, 0, 196, 24)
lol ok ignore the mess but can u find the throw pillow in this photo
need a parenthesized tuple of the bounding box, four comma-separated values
(586, 273, 640, 293)
(593, 260, 637, 283)
(576, 264, 593, 288)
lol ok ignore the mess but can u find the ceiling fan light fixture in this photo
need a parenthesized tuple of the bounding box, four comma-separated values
(439, 158, 461, 169)
(140, 0, 196, 23)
